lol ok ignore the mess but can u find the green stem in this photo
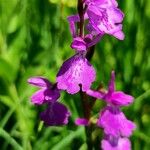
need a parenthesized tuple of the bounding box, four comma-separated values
(0, 128, 23, 150)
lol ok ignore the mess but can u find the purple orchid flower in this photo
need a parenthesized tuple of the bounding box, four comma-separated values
(68, 0, 124, 41)
(97, 106, 136, 137)
(86, 71, 134, 106)
(86, 71, 136, 149)
(85, 0, 124, 40)
(104, 71, 134, 106)
(67, 15, 103, 49)
(56, 53, 96, 94)
(28, 77, 71, 126)
(28, 77, 60, 105)
(88, 71, 135, 134)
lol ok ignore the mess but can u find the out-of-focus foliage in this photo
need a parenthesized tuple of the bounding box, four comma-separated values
(0, 0, 150, 149)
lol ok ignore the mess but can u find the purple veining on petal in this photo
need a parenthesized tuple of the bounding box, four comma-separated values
(85, 0, 124, 40)
(40, 102, 71, 126)
(97, 106, 136, 137)
(56, 53, 96, 94)
(104, 134, 119, 147)
(75, 118, 89, 126)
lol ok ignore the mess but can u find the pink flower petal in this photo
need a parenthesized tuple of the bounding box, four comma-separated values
(71, 37, 87, 51)
(56, 53, 96, 94)
(111, 91, 134, 106)
(97, 106, 136, 137)
(102, 136, 131, 150)
(40, 102, 71, 126)
(28, 77, 52, 88)
(31, 88, 60, 105)
(31, 89, 46, 105)
(75, 118, 89, 126)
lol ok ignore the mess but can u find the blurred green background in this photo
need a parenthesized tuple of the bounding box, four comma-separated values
(0, 0, 150, 149)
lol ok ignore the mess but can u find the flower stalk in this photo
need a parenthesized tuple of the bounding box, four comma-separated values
(28, 0, 136, 149)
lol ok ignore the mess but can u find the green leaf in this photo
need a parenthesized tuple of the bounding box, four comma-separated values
(0, 128, 23, 150)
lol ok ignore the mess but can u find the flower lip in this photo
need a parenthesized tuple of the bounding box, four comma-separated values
(40, 102, 71, 126)
(97, 106, 136, 137)
(101, 136, 131, 150)
(56, 53, 96, 94)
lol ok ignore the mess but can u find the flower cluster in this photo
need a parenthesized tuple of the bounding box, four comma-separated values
(28, 0, 136, 149)
(86, 71, 136, 149)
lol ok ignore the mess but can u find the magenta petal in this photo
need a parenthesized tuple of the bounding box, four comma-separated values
(111, 91, 134, 106)
(86, 1, 124, 40)
(97, 106, 136, 137)
(75, 118, 89, 126)
(56, 53, 96, 94)
(103, 7, 124, 38)
(44, 88, 60, 102)
(40, 102, 71, 126)
(67, 15, 80, 23)
(105, 71, 133, 106)
(71, 37, 87, 51)
(67, 15, 80, 37)
(113, 30, 125, 40)
(31, 88, 60, 105)
(87, 33, 103, 48)
(31, 89, 46, 105)
(28, 77, 52, 88)
(87, 5, 102, 25)
(101, 136, 131, 150)
(108, 7, 124, 23)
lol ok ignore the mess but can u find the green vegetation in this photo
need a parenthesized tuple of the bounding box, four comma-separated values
(0, 0, 150, 149)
